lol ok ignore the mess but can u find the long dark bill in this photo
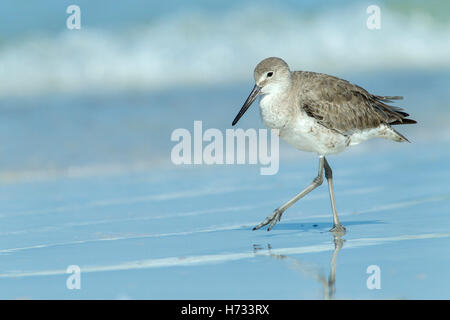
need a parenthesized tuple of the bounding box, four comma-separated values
(232, 85, 261, 126)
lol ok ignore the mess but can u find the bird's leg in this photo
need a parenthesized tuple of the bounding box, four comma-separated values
(253, 157, 325, 231)
(324, 158, 346, 235)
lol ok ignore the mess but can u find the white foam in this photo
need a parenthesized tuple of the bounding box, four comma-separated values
(1, 4, 449, 97)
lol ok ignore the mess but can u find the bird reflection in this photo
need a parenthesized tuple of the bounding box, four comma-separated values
(253, 233, 344, 299)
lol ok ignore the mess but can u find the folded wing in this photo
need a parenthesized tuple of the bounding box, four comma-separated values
(297, 72, 417, 136)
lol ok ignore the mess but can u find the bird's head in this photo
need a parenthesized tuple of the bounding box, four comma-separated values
(232, 57, 291, 126)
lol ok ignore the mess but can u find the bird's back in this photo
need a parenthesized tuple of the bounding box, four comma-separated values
(291, 71, 416, 141)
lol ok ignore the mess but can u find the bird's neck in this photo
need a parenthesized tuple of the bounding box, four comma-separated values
(259, 83, 293, 129)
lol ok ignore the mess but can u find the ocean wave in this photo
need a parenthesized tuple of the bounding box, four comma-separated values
(1, 3, 449, 97)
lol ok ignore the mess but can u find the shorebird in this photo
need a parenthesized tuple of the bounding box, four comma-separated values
(232, 57, 416, 233)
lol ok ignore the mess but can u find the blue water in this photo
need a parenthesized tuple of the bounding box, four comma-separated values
(0, 0, 450, 299)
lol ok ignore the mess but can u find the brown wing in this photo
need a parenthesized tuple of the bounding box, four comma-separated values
(296, 72, 416, 135)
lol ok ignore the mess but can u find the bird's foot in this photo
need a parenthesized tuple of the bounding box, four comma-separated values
(253, 208, 284, 231)
(329, 223, 346, 236)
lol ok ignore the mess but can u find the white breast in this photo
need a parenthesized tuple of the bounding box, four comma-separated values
(259, 93, 291, 129)
(258, 85, 349, 156)
(279, 112, 349, 156)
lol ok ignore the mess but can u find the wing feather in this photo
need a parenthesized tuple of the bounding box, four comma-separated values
(296, 72, 416, 135)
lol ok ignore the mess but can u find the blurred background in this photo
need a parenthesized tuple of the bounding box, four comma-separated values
(0, 0, 449, 299)
(0, 0, 449, 177)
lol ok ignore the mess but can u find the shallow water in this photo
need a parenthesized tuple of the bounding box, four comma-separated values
(0, 72, 449, 298)
(0, 143, 450, 299)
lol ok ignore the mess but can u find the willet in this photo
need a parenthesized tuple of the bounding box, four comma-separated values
(232, 57, 416, 233)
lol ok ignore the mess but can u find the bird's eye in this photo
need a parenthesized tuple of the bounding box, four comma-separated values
(267, 72, 273, 77)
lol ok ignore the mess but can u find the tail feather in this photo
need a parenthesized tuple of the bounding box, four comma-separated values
(391, 127, 410, 143)
(375, 95, 403, 103)
(372, 94, 417, 126)
(390, 118, 417, 125)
